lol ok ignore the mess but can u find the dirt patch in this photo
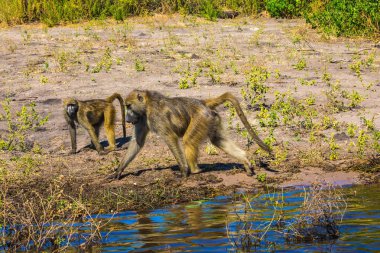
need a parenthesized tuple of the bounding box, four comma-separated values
(0, 15, 379, 212)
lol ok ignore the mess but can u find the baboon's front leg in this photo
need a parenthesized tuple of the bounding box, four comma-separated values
(112, 120, 148, 179)
(68, 121, 77, 154)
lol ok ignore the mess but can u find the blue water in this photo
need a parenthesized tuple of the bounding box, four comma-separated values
(88, 184, 380, 252)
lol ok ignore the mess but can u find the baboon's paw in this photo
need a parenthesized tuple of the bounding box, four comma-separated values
(191, 168, 202, 174)
(106, 172, 120, 181)
(246, 169, 255, 176)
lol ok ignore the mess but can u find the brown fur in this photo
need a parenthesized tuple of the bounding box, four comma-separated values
(111, 90, 270, 179)
(63, 93, 126, 155)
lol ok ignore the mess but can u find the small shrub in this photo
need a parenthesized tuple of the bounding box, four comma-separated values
(256, 173, 267, 183)
(241, 66, 270, 107)
(344, 90, 364, 109)
(328, 134, 339, 160)
(357, 130, 369, 157)
(361, 116, 375, 131)
(92, 47, 113, 73)
(201, 0, 219, 21)
(134, 59, 145, 72)
(299, 78, 316, 86)
(346, 123, 358, 138)
(266, 0, 307, 18)
(0, 99, 48, 151)
(178, 78, 190, 89)
(294, 58, 307, 70)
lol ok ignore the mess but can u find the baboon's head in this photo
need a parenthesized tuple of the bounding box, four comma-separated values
(63, 98, 78, 118)
(125, 90, 147, 124)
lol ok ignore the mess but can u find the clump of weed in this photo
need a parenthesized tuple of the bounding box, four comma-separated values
(39, 75, 48, 84)
(205, 143, 218, 155)
(241, 66, 270, 107)
(92, 47, 113, 73)
(328, 134, 339, 160)
(344, 90, 364, 109)
(361, 116, 375, 131)
(256, 173, 267, 183)
(299, 78, 316, 86)
(227, 183, 346, 252)
(294, 58, 307, 70)
(55, 51, 70, 72)
(199, 58, 223, 84)
(0, 177, 109, 252)
(346, 123, 358, 138)
(134, 59, 145, 72)
(284, 183, 346, 242)
(176, 62, 201, 89)
(322, 71, 332, 83)
(0, 99, 49, 151)
(357, 130, 369, 158)
(323, 81, 363, 112)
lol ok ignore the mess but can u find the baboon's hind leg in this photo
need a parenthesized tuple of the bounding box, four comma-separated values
(209, 125, 254, 176)
(104, 107, 116, 151)
(183, 116, 210, 174)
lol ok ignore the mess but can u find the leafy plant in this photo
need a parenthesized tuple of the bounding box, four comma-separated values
(299, 78, 316, 86)
(349, 60, 362, 77)
(357, 130, 369, 157)
(346, 123, 358, 138)
(266, 0, 307, 18)
(256, 173, 267, 183)
(0, 99, 48, 151)
(201, 0, 219, 21)
(294, 58, 307, 70)
(328, 134, 339, 160)
(344, 90, 364, 109)
(179, 78, 190, 89)
(92, 47, 113, 73)
(361, 116, 375, 131)
(241, 66, 270, 107)
(135, 59, 145, 72)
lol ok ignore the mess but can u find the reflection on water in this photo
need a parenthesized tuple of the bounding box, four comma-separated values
(93, 184, 379, 252)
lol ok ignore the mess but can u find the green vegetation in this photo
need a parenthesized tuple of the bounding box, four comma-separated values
(0, 99, 48, 151)
(0, 0, 378, 37)
(134, 59, 145, 72)
(305, 0, 380, 37)
(266, 0, 307, 18)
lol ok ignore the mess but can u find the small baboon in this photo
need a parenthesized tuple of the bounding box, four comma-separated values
(110, 90, 271, 179)
(63, 93, 126, 155)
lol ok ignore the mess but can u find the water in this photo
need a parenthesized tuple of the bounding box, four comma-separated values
(91, 184, 379, 252)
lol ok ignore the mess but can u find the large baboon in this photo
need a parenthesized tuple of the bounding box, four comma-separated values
(63, 93, 126, 155)
(110, 90, 271, 179)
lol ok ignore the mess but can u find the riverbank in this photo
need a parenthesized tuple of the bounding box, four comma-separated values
(0, 15, 379, 213)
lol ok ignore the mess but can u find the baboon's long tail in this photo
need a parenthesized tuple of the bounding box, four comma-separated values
(204, 92, 272, 154)
(107, 93, 126, 138)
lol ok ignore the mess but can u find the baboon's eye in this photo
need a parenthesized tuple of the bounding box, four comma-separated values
(126, 104, 131, 109)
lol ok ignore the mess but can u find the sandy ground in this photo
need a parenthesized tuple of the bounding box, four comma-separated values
(0, 15, 379, 211)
